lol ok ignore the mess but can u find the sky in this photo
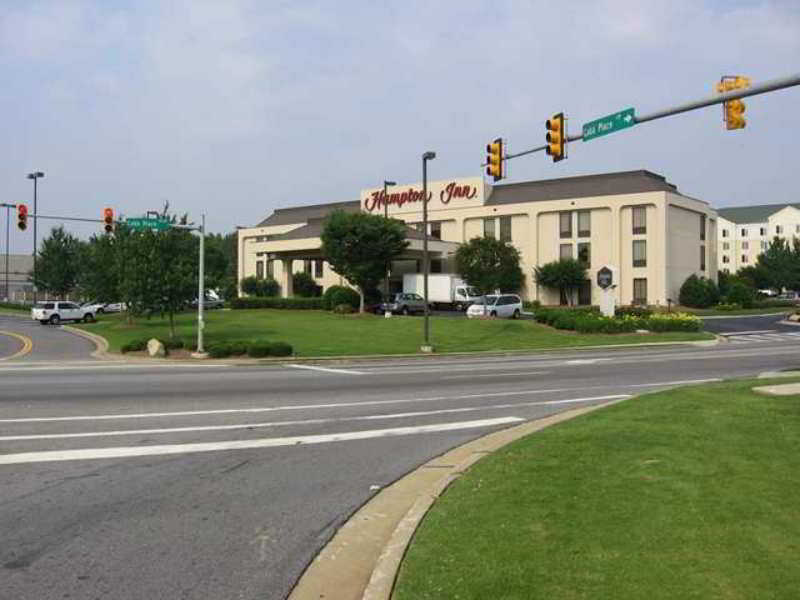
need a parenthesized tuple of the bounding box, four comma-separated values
(1, 0, 799, 253)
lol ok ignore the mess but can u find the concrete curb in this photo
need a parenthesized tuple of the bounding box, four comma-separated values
(61, 325, 113, 360)
(287, 397, 628, 600)
(778, 319, 800, 327)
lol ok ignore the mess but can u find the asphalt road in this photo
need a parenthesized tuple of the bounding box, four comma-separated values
(2, 314, 800, 599)
(0, 313, 97, 362)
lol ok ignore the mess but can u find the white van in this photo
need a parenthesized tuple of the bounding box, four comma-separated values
(466, 294, 523, 319)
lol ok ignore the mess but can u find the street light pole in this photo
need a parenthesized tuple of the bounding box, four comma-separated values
(26, 171, 44, 303)
(421, 151, 436, 352)
(197, 213, 206, 356)
(1, 203, 15, 302)
(382, 180, 396, 296)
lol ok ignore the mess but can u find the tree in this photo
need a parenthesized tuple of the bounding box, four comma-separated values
(456, 237, 524, 312)
(533, 259, 587, 306)
(321, 211, 408, 312)
(149, 227, 198, 339)
(679, 274, 719, 308)
(32, 226, 84, 299)
(79, 232, 121, 303)
(737, 264, 773, 291)
(756, 237, 800, 291)
(205, 232, 237, 297)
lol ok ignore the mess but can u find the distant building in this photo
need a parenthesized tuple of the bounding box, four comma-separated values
(1, 254, 33, 302)
(238, 170, 717, 307)
(716, 204, 800, 273)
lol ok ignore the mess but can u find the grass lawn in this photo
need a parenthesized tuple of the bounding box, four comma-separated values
(393, 378, 800, 600)
(74, 309, 713, 356)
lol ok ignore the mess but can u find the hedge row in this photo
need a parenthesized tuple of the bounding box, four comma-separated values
(534, 307, 702, 333)
(120, 337, 185, 354)
(230, 297, 325, 310)
(207, 340, 293, 358)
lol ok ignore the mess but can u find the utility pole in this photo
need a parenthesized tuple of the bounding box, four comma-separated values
(382, 180, 396, 296)
(26, 172, 44, 303)
(421, 151, 436, 352)
(197, 214, 206, 356)
(0, 203, 16, 302)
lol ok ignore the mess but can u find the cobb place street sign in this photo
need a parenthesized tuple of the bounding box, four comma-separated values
(597, 266, 614, 289)
(125, 217, 171, 231)
(582, 108, 636, 142)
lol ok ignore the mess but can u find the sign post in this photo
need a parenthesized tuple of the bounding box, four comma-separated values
(596, 265, 618, 317)
(582, 108, 636, 142)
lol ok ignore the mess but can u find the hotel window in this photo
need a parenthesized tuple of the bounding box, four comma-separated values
(632, 206, 646, 234)
(430, 222, 442, 240)
(499, 216, 512, 242)
(484, 218, 496, 238)
(577, 242, 591, 267)
(559, 211, 573, 238)
(559, 243, 573, 260)
(723, 242, 730, 250)
(760, 227, 766, 236)
(700, 215, 706, 241)
(741, 228, 747, 237)
(633, 240, 647, 267)
(722, 255, 729, 264)
(776, 225, 783, 235)
(742, 241, 749, 250)
(723, 268, 730, 274)
(700, 246, 706, 271)
(430, 259, 443, 274)
(578, 210, 591, 237)
(267, 259, 274, 279)
(256, 261, 264, 280)
(722, 229, 728, 238)
(742, 254, 748, 264)
(633, 279, 648, 305)
(314, 259, 323, 279)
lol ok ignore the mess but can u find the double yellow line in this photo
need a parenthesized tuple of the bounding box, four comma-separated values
(0, 331, 33, 361)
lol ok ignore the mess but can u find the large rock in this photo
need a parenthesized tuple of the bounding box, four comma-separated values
(147, 338, 166, 358)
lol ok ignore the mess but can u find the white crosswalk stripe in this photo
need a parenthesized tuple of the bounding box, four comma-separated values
(727, 332, 800, 344)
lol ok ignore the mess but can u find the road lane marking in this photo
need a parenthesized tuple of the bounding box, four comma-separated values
(719, 330, 777, 336)
(441, 371, 550, 380)
(564, 358, 611, 365)
(0, 417, 524, 465)
(627, 378, 721, 387)
(0, 394, 625, 441)
(0, 362, 232, 372)
(0, 331, 33, 361)
(287, 364, 366, 375)
(0, 379, 735, 424)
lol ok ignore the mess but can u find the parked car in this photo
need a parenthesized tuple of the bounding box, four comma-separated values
(32, 301, 96, 325)
(378, 293, 428, 315)
(758, 289, 778, 297)
(190, 294, 225, 309)
(103, 302, 127, 313)
(466, 294, 522, 319)
(776, 291, 800, 302)
(81, 300, 107, 314)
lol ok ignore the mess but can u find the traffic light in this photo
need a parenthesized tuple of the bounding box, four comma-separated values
(545, 113, 566, 162)
(104, 207, 114, 233)
(485, 138, 504, 181)
(716, 76, 750, 130)
(17, 204, 28, 231)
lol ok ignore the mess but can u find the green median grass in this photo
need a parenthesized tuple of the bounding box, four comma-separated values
(393, 378, 800, 600)
(74, 309, 713, 356)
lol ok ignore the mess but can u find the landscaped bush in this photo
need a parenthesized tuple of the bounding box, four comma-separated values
(752, 298, 797, 309)
(268, 341, 293, 356)
(715, 303, 742, 311)
(533, 306, 598, 327)
(0, 301, 28, 311)
(724, 281, 756, 308)
(679, 274, 720, 308)
(323, 285, 360, 311)
(230, 297, 325, 310)
(536, 307, 701, 334)
(240, 276, 280, 298)
(646, 313, 702, 332)
(247, 342, 272, 357)
(163, 338, 184, 350)
(574, 315, 641, 334)
(208, 343, 233, 358)
(229, 341, 248, 355)
(120, 337, 150, 353)
(616, 305, 653, 318)
(293, 272, 322, 297)
(333, 303, 355, 314)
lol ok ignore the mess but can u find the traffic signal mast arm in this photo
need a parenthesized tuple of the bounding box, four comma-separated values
(502, 72, 800, 162)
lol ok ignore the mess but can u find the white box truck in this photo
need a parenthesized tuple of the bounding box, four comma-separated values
(402, 274, 481, 310)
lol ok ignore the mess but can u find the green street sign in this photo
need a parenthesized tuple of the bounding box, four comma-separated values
(582, 108, 636, 141)
(125, 217, 171, 231)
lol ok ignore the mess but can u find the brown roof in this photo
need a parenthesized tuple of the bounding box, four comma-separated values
(486, 170, 679, 206)
(257, 200, 360, 227)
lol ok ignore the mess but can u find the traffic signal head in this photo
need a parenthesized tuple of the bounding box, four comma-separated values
(485, 138, 504, 181)
(725, 99, 746, 130)
(17, 204, 28, 231)
(545, 113, 565, 162)
(104, 207, 114, 233)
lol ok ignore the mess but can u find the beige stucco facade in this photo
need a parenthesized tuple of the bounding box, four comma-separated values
(238, 171, 717, 306)
(718, 205, 800, 274)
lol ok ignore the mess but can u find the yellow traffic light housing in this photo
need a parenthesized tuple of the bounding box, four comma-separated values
(545, 113, 566, 162)
(716, 76, 750, 130)
(17, 204, 28, 231)
(104, 207, 114, 233)
(485, 138, 504, 181)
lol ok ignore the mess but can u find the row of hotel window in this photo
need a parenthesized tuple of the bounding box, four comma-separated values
(559, 206, 651, 239)
(559, 240, 706, 271)
(721, 255, 753, 264)
(721, 225, 800, 238)
(721, 241, 768, 250)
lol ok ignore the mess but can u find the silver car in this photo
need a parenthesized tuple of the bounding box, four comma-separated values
(379, 293, 428, 316)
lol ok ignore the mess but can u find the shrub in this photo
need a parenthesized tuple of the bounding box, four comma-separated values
(725, 281, 756, 309)
(293, 272, 322, 297)
(645, 312, 702, 332)
(229, 341, 248, 355)
(679, 274, 719, 308)
(240, 276, 259, 296)
(752, 298, 797, 309)
(616, 305, 653, 318)
(230, 297, 325, 310)
(323, 285, 360, 311)
(256, 278, 280, 297)
(715, 303, 742, 312)
(247, 342, 272, 358)
(208, 343, 232, 358)
(268, 341, 293, 356)
(120, 338, 149, 353)
(163, 338, 184, 350)
(333, 303, 355, 314)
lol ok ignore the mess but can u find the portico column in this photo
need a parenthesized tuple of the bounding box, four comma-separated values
(282, 258, 293, 298)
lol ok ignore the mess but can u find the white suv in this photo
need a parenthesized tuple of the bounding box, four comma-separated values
(466, 294, 522, 319)
(31, 301, 96, 325)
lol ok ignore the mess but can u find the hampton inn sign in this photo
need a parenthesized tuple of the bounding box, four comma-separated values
(361, 178, 486, 214)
